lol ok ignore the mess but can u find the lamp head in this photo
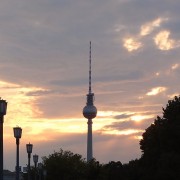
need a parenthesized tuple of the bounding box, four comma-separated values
(38, 163, 43, 169)
(33, 154, 39, 164)
(13, 127, 22, 139)
(0, 98, 7, 116)
(26, 143, 33, 154)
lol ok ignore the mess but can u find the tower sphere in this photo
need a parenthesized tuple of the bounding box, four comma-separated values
(83, 105, 97, 119)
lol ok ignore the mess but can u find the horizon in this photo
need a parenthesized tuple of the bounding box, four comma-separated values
(0, 0, 180, 171)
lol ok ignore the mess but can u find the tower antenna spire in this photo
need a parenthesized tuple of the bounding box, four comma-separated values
(89, 41, 92, 94)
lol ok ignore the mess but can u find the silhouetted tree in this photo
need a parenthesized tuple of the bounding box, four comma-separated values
(42, 149, 86, 180)
(101, 161, 123, 180)
(139, 96, 180, 179)
(85, 158, 102, 180)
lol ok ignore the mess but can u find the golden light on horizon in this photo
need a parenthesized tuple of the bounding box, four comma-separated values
(97, 111, 133, 117)
(0, 79, 47, 133)
(168, 93, 179, 99)
(133, 135, 143, 140)
(97, 111, 119, 117)
(1, 79, 156, 143)
(103, 129, 144, 136)
(130, 115, 154, 122)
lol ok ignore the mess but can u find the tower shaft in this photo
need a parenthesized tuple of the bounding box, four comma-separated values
(87, 119, 93, 161)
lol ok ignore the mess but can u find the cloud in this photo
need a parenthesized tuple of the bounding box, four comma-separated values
(154, 30, 180, 50)
(0, 80, 20, 89)
(146, 87, 167, 96)
(121, 16, 180, 52)
(102, 115, 154, 131)
(140, 17, 168, 36)
(25, 90, 53, 96)
(130, 114, 154, 122)
(168, 93, 179, 99)
(103, 129, 144, 136)
(123, 37, 142, 52)
(114, 114, 133, 119)
(171, 63, 179, 70)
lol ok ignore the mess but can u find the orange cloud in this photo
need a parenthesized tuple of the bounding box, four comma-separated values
(140, 17, 168, 36)
(146, 87, 167, 96)
(171, 63, 179, 70)
(130, 115, 154, 122)
(154, 30, 180, 50)
(102, 129, 144, 136)
(123, 37, 142, 52)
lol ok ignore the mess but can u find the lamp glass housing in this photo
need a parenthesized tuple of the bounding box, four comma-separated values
(33, 154, 39, 163)
(13, 127, 22, 139)
(0, 99, 7, 115)
(26, 143, 33, 153)
(38, 163, 43, 169)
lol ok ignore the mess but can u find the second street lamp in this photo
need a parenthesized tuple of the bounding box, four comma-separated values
(33, 154, 38, 180)
(0, 98, 7, 180)
(13, 127, 22, 180)
(26, 143, 33, 180)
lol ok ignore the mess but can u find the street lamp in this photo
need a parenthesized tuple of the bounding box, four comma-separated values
(33, 154, 38, 180)
(0, 98, 7, 180)
(13, 127, 22, 180)
(26, 143, 33, 180)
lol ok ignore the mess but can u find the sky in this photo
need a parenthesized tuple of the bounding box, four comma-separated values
(0, 0, 180, 171)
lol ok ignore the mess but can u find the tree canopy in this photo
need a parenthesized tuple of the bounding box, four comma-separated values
(42, 149, 86, 180)
(140, 96, 180, 156)
(139, 96, 180, 179)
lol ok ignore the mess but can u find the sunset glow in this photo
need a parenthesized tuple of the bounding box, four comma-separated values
(130, 115, 154, 122)
(103, 129, 144, 136)
(0, 0, 179, 171)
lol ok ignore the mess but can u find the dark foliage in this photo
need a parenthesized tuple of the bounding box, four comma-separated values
(139, 96, 180, 179)
(42, 149, 86, 180)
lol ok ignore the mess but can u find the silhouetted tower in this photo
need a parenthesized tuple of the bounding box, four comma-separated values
(83, 42, 97, 161)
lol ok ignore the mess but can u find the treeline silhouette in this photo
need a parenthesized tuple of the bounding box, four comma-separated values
(25, 96, 180, 180)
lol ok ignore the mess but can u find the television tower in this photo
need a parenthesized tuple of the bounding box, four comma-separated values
(83, 41, 97, 161)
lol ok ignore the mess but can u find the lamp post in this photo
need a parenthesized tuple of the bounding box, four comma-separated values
(33, 154, 38, 180)
(43, 169, 47, 180)
(38, 163, 42, 180)
(0, 98, 7, 180)
(13, 127, 22, 180)
(26, 143, 33, 180)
